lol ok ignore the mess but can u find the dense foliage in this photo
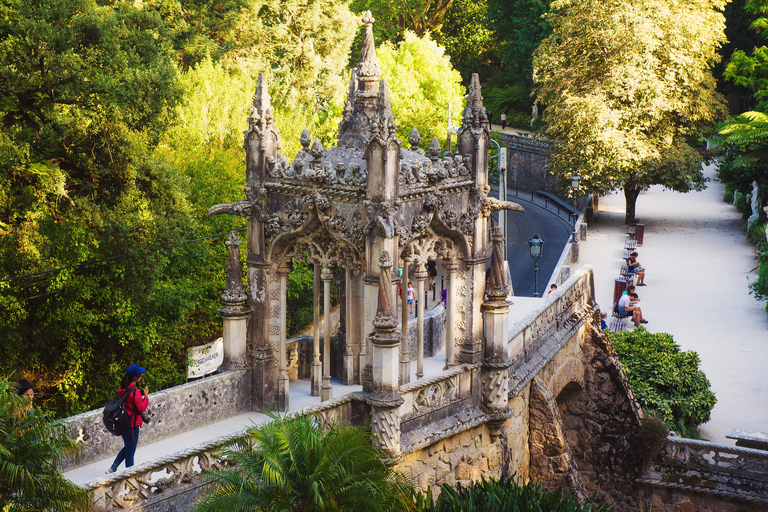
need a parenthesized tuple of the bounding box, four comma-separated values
(608, 328, 716, 438)
(415, 476, 612, 512)
(0, 378, 90, 511)
(533, 0, 727, 223)
(194, 413, 416, 512)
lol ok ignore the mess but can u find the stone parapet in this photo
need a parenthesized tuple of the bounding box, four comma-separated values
(64, 370, 251, 470)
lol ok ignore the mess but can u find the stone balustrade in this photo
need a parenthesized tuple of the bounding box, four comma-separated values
(640, 435, 768, 505)
(64, 370, 251, 469)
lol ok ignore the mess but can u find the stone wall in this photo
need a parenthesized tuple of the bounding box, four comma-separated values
(498, 133, 554, 193)
(397, 316, 645, 510)
(64, 370, 251, 469)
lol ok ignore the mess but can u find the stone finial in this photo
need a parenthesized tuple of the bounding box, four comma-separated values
(358, 12, 380, 80)
(300, 129, 311, 151)
(220, 232, 249, 316)
(372, 79, 397, 140)
(408, 128, 421, 151)
(252, 73, 273, 127)
(428, 137, 441, 161)
(373, 251, 397, 332)
(310, 138, 325, 161)
(485, 226, 508, 300)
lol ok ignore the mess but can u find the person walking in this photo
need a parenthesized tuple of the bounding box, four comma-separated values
(500, 112, 507, 130)
(108, 364, 149, 473)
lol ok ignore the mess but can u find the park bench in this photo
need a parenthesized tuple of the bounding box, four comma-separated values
(619, 264, 634, 285)
(608, 311, 629, 332)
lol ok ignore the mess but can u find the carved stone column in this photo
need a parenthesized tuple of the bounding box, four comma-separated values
(443, 260, 460, 370)
(321, 265, 334, 401)
(343, 267, 355, 384)
(312, 263, 321, 396)
(368, 251, 404, 461)
(413, 262, 428, 379)
(219, 233, 250, 371)
(482, 227, 512, 440)
(277, 262, 291, 411)
(399, 262, 410, 385)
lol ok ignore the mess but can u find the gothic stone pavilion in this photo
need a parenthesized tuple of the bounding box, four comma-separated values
(209, 12, 523, 414)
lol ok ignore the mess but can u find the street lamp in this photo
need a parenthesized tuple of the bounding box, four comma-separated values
(528, 233, 544, 297)
(570, 173, 581, 263)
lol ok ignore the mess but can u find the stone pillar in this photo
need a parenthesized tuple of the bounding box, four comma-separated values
(400, 262, 410, 385)
(482, 227, 512, 440)
(414, 262, 427, 379)
(219, 233, 250, 371)
(321, 265, 334, 401)
(368, 251, 404, 461)
(312, 263, 321, 396)
(343, 267, 355, 384)
(277, 262, 291, 411)
(349, 270, 365, 385)
(444, 260, 460, 369)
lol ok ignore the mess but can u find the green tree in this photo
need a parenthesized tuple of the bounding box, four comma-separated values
(608, 328, 716, 437)
(194, 413, 416, 512)
(0, 378, 90, 511)
(533, 0, 727, 223)
(351, 0, 456, 41)
(377, 32, 464, 146)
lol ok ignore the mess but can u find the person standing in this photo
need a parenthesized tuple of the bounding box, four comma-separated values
(500, 112, 507, 130)
(109, 364, 149, 473)
(407, 281, 415, 314)
(486, 111, 493, 128)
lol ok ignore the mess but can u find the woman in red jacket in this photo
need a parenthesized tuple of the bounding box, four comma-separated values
(108, 364, 149, 473)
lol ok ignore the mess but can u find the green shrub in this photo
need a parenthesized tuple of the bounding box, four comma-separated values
(608, 328, 716, 437)
(723, 182, 735, 204)
(734, 191, 748, 215)
(415, 476, 612, 512)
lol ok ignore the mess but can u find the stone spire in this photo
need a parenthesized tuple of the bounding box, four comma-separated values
(338, 11, 382, 149)
(244, 72, 279, 189)
(370, 79, 397, 141)
(462, 73, 488, 130)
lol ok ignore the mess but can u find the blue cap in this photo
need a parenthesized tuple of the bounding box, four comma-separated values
(125, 364, 146, 376)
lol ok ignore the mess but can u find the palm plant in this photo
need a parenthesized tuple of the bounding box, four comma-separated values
(717, 110, 768, 163)
(194, 412, 417, 512)
(0, 378, 90, 511)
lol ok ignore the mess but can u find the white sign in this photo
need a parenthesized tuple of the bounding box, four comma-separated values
(499, 147, 507, 171)
(187, 338, 224, 378)
(447, 125, 460, 133)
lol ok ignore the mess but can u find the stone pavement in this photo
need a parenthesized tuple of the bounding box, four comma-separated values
(574, 163, 768, 443)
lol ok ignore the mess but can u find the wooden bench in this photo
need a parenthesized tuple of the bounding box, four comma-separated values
(623, 239, 637, 258)
(726, 429, 768, 451)
(619, 264, 634, 285)
(609, 311, 630, 332)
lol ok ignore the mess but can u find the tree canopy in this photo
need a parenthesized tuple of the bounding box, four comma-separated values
(533, 0, 728, 222)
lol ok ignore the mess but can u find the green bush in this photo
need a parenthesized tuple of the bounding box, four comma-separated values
(734, 191, 748, 216)
(723, 182, 735, 204)
(415, 476, 612, 512)
(608, 328, 716, 437)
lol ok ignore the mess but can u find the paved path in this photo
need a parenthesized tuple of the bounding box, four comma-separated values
(574, 163, 768, 443)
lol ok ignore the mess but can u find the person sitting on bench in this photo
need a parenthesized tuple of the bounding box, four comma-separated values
(618, 287, 647, 326)
(627, 251, 645, 285)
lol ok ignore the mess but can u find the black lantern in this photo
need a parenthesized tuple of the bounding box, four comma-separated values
(528, 233, 544, 297)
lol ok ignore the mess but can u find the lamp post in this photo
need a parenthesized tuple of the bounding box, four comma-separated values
(489, 138, 508, 259)
(528, 233, 544, 297)
(570, 172, 581, 263)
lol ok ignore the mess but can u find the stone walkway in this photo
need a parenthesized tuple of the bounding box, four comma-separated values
(574, 163, 768, 443)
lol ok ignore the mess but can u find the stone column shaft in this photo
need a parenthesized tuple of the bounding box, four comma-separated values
(312, 263, 321, 396)
(399, 263, 410, 385)
(278, 264, 290, 411)
(444, 261, 459, 369)
(321, 266, 334, 401)
(343, 268, 355, 384)
(414, 264, 427, 379)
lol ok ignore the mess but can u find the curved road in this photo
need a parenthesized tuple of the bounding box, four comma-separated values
(493, 189, 573, 297)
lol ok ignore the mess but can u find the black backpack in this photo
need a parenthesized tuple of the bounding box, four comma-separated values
(102, 386, 136, 436)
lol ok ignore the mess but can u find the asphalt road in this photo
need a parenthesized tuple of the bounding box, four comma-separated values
(493, 189, 573, 297)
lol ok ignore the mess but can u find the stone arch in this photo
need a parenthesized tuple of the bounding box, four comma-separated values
(547, 356, 586, 402)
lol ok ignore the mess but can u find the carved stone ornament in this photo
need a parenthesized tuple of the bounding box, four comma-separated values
(373, 251, 398, 332)
(220, 232, 250, 316)
(408, 127, 421, 150)
(411, 214, 431, 235)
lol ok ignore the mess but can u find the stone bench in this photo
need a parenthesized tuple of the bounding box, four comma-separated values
(726, 429, 768, 451)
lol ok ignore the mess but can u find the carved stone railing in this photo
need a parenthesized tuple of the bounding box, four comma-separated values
(497, 132, 549, 155)
(85, 432, 243, 512)
(83, 393, 371, 511)
(639, 435, 768, 504)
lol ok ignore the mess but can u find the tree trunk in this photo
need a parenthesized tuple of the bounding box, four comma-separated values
(624, 186, 640, 224)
